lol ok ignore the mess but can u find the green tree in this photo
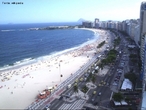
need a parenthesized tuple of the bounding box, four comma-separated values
(113, 44, 116, 49)
(97, 41, 105, 48)
(124, 73, 137, 86)
(86, 77, 90, 82)
(101, 59, 107, 65)
(99, 63, 104, 70)
(73, 84, 78, 96)
(82, 85, 88, 93)
(112, 92, 123, 102)
(91, 75, 96, 84)
(81, 85, 89, 97)
(95, 69, 98, 73)
(128, 107, 132, 110)
(88, 72, 93, 79)
(129, 54, 137, 59)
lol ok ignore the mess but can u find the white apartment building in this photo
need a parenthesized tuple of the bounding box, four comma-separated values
(140, 2, 146, 110)
(134, 25, 140, 47)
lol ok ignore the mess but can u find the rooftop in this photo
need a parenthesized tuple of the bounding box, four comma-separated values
(121, 78, 132, 90)
(141, 91, 146, 109)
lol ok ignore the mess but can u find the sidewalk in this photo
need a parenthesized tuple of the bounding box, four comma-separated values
(97, 66, 109, 77)
(86, 82, 97, 89)
(64, 89, 89, 103)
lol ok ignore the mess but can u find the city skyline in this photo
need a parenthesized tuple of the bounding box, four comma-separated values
(0, 0, 144, 24)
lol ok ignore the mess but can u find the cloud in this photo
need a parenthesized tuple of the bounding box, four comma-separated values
(93, 1, 140, 21)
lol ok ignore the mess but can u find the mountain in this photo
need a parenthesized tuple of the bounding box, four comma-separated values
(77, 18, 86, 23)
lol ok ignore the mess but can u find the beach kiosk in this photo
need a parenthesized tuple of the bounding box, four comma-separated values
(38, 89, 50, 99)
(38, 91, 47, 99)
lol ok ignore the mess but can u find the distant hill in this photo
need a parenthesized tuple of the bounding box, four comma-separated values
(77, 18, 86, 23)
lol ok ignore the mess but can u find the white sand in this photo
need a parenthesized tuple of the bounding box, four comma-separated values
(0, 29, 109, 109)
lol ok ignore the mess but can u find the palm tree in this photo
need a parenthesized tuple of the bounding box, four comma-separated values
(73, 84, 78, 97)
(82, 85, 88, 98)
(91, 75, 96, 84)
(99, 63, 103, 70)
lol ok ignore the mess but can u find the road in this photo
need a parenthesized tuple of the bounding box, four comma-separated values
(27, 29, 125, 110)
(85, 30, 127, 108)
(48, 30, 119, 110)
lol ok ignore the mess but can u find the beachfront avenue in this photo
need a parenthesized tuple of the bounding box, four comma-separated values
(1, 28, 104, 109)
(26, 28, 124, 110)
(47, 30, 127, 110)
(48, 34, 116, 110)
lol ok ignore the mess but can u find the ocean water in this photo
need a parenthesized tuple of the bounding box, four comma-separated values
(0, 22, 98, 70)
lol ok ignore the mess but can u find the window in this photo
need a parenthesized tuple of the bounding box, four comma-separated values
(144, 4, 146, 10)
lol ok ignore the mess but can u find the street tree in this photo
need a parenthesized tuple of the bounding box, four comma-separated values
(91, 75, 96, 84)
(81, 85, 89, 97)
(73, 84, 78, 97)
(124, 73, 137, 86)
(99, 63, 103, 70)
(112, 92, 123, 102)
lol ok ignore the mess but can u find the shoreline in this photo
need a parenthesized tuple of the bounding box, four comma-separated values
(0, 28, 109, 109)
(0, 28, 98, 72)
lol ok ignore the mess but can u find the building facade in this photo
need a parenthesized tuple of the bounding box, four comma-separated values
(94, 18, 99, 28)
(134, 25, 140, 47)
(82, 21, 92, 28)
(140, 2, 146, 60)
(141, 34, 146, 110)
(140, 2, 146, 110)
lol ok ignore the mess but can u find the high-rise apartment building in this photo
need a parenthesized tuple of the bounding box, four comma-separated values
(140, 2, 146, 109)
(94, 18, 99, 28)
(140, 2, 146, 60)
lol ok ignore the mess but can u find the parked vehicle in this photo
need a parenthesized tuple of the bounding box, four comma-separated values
(98, 92, 101, 96)
(80, 78, 83, 82)
(67, 84, 71, 89)
(93, 91, 96, 95)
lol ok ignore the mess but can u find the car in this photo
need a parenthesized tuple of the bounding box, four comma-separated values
(92, 98, 95, 101)
(93, 102, 98, 106)
(115, 78, 120, 81)
(117, 74, 121, 76)
(80, 78, 83, 82)
(93, 91, 96, 95)
(114, 79, 118, 81)
(74, 82, 77, 86)
(115, 76, 120, 79)
(106, 83, 109, 86)
(118, 72, 122, 74)
(84, 78, 87, 81)
(113, 82, 118, 85)
(98, 84, 101, 86)
(45, 104, 51, 110)
(59, 96, 63, 100)
(101, 80, 104, 83)
(98, 92, 101, 96)
(84, 73, 89, 77)
(67, 84, 72, 89)
(117, 69, 122, 72)
(75, 79, 78, 83)
(109, 74, 112, 76)
(63, 93, 71, 98)
(103, 81, 106, 85)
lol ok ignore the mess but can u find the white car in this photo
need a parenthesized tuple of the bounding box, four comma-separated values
(98, 92, 101, 96)
(113, 82, 118, 86)
(92, 98, 95, 101)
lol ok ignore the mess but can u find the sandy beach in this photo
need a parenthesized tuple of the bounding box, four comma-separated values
(0, 28, 110, 109)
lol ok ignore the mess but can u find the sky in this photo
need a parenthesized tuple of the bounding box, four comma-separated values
(0, 0, 145, 24)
